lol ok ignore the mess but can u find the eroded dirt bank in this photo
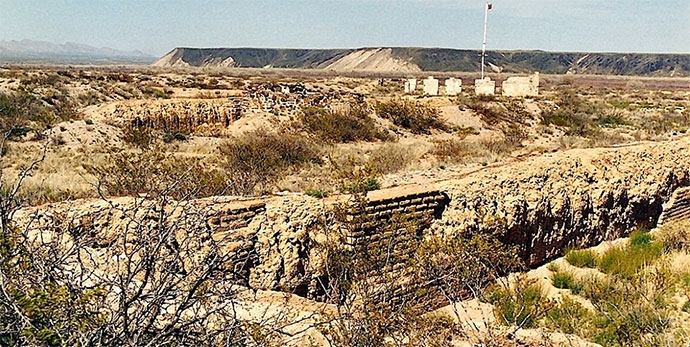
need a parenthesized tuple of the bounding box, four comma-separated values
(18, 137, 690, 298)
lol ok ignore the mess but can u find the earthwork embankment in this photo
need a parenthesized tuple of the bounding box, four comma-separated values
(20, 137, 690, 301)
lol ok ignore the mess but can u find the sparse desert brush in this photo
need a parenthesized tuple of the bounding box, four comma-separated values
(598, 230, 663, 278)
(655, 220, 690, 251)
(486, 276, 552, 329)
(432, 136, 518, 165)
(457, 95, 507, 126)
(220, 127, 321, 195)
(84, 145, 228, 199)
(565, 248, 598, 268)
(540, 89, 604, 137)
(545, 296, 589, 334)
(295, 104, 390, 143)
(0, 90, 78, 136)
(367, 143, 416, 174)
(122, 126, 155, 149)
(374, 99, 448, 134)
(327, 155, 381, 194)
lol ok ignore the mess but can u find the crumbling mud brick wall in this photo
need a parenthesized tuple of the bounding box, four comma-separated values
(658, 186, 690, 227)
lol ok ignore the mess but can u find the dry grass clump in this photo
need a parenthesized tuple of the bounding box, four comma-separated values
(367, 143, 417, 174)
(564, 248, 598, 268)
(295, 104, 391, 143)
(432, 135, 521, 165)
(375, 100, 448, 134)
(458, 95, 531, 127)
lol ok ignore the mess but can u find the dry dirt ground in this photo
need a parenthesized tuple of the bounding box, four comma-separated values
(2, 66, 688, 202)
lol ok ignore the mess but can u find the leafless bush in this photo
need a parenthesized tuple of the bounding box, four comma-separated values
(375, 99, 448, 134)
(220, 127, 321, 195)
(0, 137, 285, 346)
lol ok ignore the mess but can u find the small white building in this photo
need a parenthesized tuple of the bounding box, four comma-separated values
(474, 77, 495, 96)
(445, 78, 462, 96)
(502, 72, 539, 97)
(404, 78, 418, 94)
(423, 77, 439, 96)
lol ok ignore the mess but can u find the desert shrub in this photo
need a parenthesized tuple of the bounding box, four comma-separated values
(551, 269, 584, 294)
(598, 231, 663, 278)
(487, 276, 552, 329)
(162, 129, 188, 143)
(432, 136, 519, 164)
(367, 143, 415, 174)
(327, 155, 382, 194)
(84, 145, 227, 199)
(541, 89, 604, 137)
(122, 126, 155, 149)
(595, 110, 630, 127)
(0, 91, 71, 136)
(656, 220, 690, 251)
(375, 100, 448, 134)
(545, 296, 590, 334)
(565, 249, 598, 268)
(576, 274, 675, 346)
(304, 188, 328, 199)
(296, 104, 389, 143)
(220, 128, 321, 195)
(414, 232, 523, 307)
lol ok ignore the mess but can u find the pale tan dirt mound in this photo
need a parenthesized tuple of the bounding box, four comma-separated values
(325, 48, 422, 73)
(44, 120, 123, 146)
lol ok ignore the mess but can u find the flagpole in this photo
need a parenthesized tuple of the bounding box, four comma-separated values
(481, 2, 489, 79)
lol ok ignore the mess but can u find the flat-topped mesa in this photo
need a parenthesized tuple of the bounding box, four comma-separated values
(17, 137, 690, 304)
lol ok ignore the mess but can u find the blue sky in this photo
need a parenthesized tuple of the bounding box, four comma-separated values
(1, 0, 688, 56)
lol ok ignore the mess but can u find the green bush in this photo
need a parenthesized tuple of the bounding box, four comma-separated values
(540, 90, 604, 137)
(565, 249, 598, 268)
(551, 270, 584, 294)
(598, 233, 663, 278)
(375, 100, 448, 134)
(305, 189, 328, 199)
(629, 228, 652, 246)
(546, 297, 589, 334)
(488, 277, 551, 328)
(344, 177, 380, 194)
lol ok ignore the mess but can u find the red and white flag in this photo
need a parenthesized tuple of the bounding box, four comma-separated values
(487, 3, 493, 10)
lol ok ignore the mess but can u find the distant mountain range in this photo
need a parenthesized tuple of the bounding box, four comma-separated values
(0, 40, 155, 64)
(154, 47, 690, 76)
